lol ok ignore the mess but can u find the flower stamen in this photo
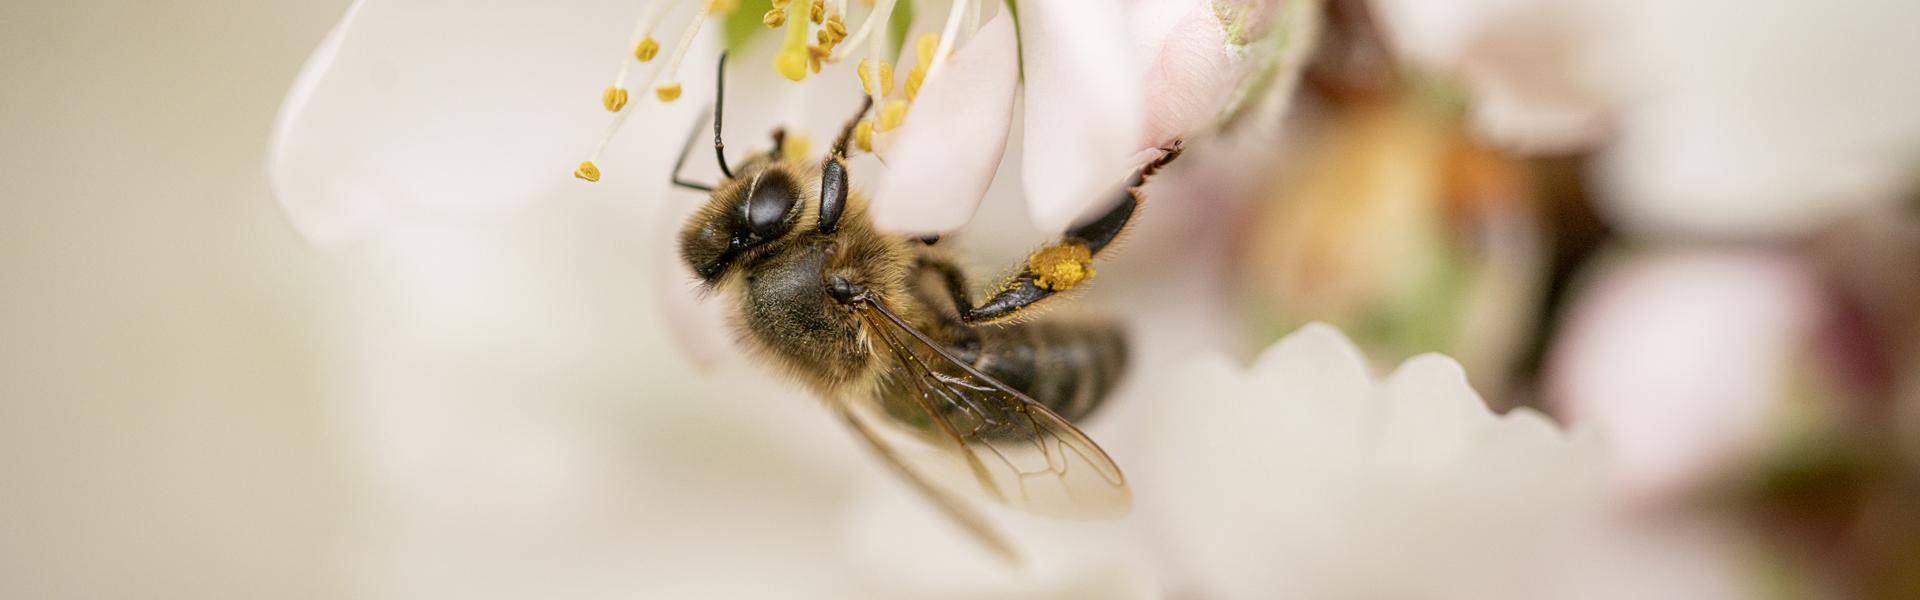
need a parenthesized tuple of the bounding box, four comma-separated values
(878, 99, 908, 131)
(923, 0, 968, 87)
(836, 0, 898, 63)
(656, 5, 716, 102)
(612, 0, 676, 90)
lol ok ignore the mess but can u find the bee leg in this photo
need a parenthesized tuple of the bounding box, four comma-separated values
(959, 144, 1184, 324)
(818, 96, 874, 234)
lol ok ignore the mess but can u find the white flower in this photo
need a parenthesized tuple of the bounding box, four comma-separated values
(1368, 0, 1920, 238)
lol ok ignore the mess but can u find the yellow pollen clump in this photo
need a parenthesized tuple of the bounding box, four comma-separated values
(810, 0, 824, 24)
(634, 37, 660, 62)
(655, 83, 682, 102)
(762, 8, 785, 27)
(1028, 243, 1095, 291)
(573, 161, 602, 182)
(854, 121, 874, 152)
(601, 87, 629, 112)
(707, 0, 738, 13)
(878, 99, 908, 131)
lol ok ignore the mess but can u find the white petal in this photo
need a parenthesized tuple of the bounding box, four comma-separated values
(1138, 1, 1245, 149)
(269, 0, 709, 244)
(841, 483, 1158, 599)
(868, 9, 1018, 234)
(1017, 0, 1145, 233)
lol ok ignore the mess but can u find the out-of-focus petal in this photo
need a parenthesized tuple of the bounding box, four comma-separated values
(840, 484, 1158, 599)
(1369, 0, 1619, 153)
(1373, 0, 1920, 236)
(1595, 1, 1920, 239)
(868, 10, 1017, 234)
(269, 0, 706, 243)
(1545, 248, 1825, 501)
(1141, 322, 1751, 599)
(1017, 0, 1145, 233)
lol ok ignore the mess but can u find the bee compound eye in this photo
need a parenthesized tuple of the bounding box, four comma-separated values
(745, 177, 797, 240)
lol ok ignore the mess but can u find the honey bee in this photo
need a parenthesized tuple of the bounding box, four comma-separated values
(672, 54, 1180, 561)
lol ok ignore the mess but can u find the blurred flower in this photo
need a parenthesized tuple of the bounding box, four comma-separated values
(1544, 247, 1836, 501)
(1239, 99, 1545, 405)
(1368, 0, 1920, 238)
(1139, 324, 1754, 599)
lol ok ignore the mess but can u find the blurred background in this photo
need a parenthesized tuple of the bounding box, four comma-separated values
(4, 0, 1919, 598)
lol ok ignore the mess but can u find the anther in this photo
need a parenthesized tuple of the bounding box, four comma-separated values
(807, 45, 827, 73)
(825, 15, 847, 41)
(915, 33, 939, 70)
(854, 121, 874, 152)
(763, 8, 785, 27)
(878, 99, 908, 131)
(905, 68, 924, 100)
(810, 0, 825, 24)
(634, 37, 660, 62)
(601, 87, 629, 112)
(858, 60, 895, 96)
(573, 161, 602, 182)
(655, 83, 683, 102)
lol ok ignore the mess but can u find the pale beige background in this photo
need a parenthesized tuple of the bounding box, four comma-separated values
(2, 1, 354, 597)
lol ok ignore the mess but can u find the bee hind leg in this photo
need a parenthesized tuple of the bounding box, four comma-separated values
(955, 144, 1184, 324)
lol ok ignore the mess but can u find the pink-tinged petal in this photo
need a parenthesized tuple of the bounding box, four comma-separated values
(1139, 1, 1246, 149)
(1018, 0, 1145, 233)
(1545, 248, 1825, 501)
(868, 10, 1017, 234)
(269, 0, 709, 244)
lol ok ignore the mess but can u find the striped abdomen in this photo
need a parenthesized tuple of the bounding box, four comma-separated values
(961, 320, 1128, 423)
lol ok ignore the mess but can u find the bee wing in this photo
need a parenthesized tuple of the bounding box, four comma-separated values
(852, 299, 1132, 520)
(835, 404, 1022, 563)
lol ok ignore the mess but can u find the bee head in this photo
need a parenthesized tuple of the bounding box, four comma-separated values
(678, 160, 814, 285)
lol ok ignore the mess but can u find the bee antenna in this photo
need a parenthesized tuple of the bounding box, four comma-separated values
(713, 51, 736, 180)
